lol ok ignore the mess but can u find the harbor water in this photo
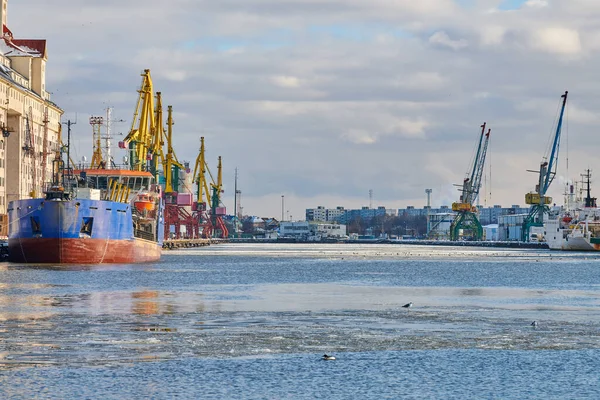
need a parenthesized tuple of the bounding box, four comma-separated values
(1, 243, 600, 399)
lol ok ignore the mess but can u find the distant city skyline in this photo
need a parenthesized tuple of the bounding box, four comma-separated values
(11, 0, 600, 219)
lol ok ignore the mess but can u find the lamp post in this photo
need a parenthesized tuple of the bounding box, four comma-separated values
(281, 195, 284, 222)
(425, 188, 432, 237)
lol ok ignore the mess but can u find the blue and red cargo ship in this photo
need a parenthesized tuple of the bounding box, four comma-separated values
(8, 163, 164, 264)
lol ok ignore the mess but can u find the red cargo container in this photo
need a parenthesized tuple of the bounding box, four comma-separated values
(177, 193, 193, 206)
(215, 207, 226, 216)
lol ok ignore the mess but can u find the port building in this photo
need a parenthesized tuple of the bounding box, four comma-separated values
(0, 0, 63, 236)
(279, 221, 347, 241)
(306, 206, 397, 224)
(306, 204, 529, 226)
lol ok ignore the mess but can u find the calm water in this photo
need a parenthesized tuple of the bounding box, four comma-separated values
(1, 243, 600, 399)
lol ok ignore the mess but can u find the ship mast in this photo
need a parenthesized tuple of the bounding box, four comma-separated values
(582, 169, 597, 208)
(105, 107, 112, 169)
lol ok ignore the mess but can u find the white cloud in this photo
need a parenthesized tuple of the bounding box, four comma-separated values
(272, 75, 301, 88)
(480, 26, 506, 46)
(429, 31, 468, 50)
(341, 129, 377, 144)
(387, 118, 429, 138)
(529, 27, 582, 56)
(164, 70, 187, 82)
(394, 72, 446, 91)
(526, 0, 549, 8)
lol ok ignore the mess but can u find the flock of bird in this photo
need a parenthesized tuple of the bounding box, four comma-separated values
(322, 302, 539, 361)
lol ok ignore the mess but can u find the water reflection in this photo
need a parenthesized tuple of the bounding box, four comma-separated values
(132, 290, 160, 315)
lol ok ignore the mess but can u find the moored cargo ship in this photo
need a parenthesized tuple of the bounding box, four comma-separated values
(8, 159, 164, 264)
(545, 170, 600, 251)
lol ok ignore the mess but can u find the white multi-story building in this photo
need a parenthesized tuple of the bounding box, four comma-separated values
(306, 206, 345, 222)
(280, 221, 347, 240)
(0, 0, 63, 237)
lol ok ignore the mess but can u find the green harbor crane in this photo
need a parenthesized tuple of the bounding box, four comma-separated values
(450, 122, 491, 241)
(521, 91, 568, 242)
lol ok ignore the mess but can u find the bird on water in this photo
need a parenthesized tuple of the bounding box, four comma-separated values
(322, 354, 336, 360)
(531, 321, 537, 327)
(402, 302, 413, 310)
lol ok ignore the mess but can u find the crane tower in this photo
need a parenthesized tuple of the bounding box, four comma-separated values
(450, 122, 491, 241)
(521, 91, 568, 241)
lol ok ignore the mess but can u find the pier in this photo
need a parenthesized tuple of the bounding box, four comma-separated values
(162, 238, 212, 249)
(227, 237, 549, 249)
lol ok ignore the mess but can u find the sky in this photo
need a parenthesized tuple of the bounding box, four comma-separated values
(8, 0, 600, 219)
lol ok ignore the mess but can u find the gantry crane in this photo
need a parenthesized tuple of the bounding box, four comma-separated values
(210, 156, 229, 238)
(192, 137, 211, 212)
(124, 69, 155, 171)
(450, 122, 491, 241)
(154, 100, 185, 193)
(521, 91, 568, 242)
(157, 101, 195, 240)
(191, 137, 228, 238)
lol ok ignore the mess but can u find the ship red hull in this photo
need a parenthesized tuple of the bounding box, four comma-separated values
(8, 238, 162, 264)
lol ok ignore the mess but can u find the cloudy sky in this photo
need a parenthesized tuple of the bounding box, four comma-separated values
(9, 0, 600, 218)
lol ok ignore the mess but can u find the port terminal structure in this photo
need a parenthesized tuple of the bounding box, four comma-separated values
(449, 123, 491, 241)
(87, 69, 228, 240)
(521, 91, 568, 242)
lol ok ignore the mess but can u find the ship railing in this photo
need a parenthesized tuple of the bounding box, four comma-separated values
(135, 229, 156, 242)
(72, 162, 151, 171)
(41, 176, 77, 197)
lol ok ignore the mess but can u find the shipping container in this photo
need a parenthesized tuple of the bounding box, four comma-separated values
(215, 207, 227, 215)
(177, 193, 193, 206)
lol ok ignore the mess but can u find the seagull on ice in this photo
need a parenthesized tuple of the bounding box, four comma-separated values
(322, 354, 336, 361)
(402, 302, 413, 310)
(531, 321, 538, 327)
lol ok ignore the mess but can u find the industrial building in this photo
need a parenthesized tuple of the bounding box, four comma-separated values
(279, 221, 347, 241)
(400, 204, 530, 226)
(0, 0, 63, 236)
(307, 204, 530, 226)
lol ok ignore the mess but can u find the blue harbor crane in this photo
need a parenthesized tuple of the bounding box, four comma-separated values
(521, 91, 568, 242)
(450, 123, 491, 241)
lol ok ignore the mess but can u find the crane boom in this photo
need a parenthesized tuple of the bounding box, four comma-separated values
(450, 122, 491, 241)
(469, 123, 486, 191)
(541, 90, 568, 196)
(470, 127, 491, 206)
(452, 123, 490, 212)
(164, 105, 185, 192)
(522, 90, 569, 241)
(192, 137, 212, 209)
(124, 69, 155, 171)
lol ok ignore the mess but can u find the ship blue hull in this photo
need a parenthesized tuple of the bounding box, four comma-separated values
(7, 198, 164, 264)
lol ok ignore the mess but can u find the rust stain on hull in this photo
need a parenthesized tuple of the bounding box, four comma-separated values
(8, 238, 161, 264)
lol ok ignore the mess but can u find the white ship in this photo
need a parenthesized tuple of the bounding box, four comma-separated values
(545, 170, 600, 251)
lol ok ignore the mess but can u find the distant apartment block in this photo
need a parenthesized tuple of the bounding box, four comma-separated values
(306, 205, 398, 224)
(306, 204, 531, 227)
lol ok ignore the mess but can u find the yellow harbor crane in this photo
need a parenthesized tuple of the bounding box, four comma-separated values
(124, 69, 155, 171)
(192, 137, 212, 211)
(191, 137, 228, 237)
(152, 95, 184, 193)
